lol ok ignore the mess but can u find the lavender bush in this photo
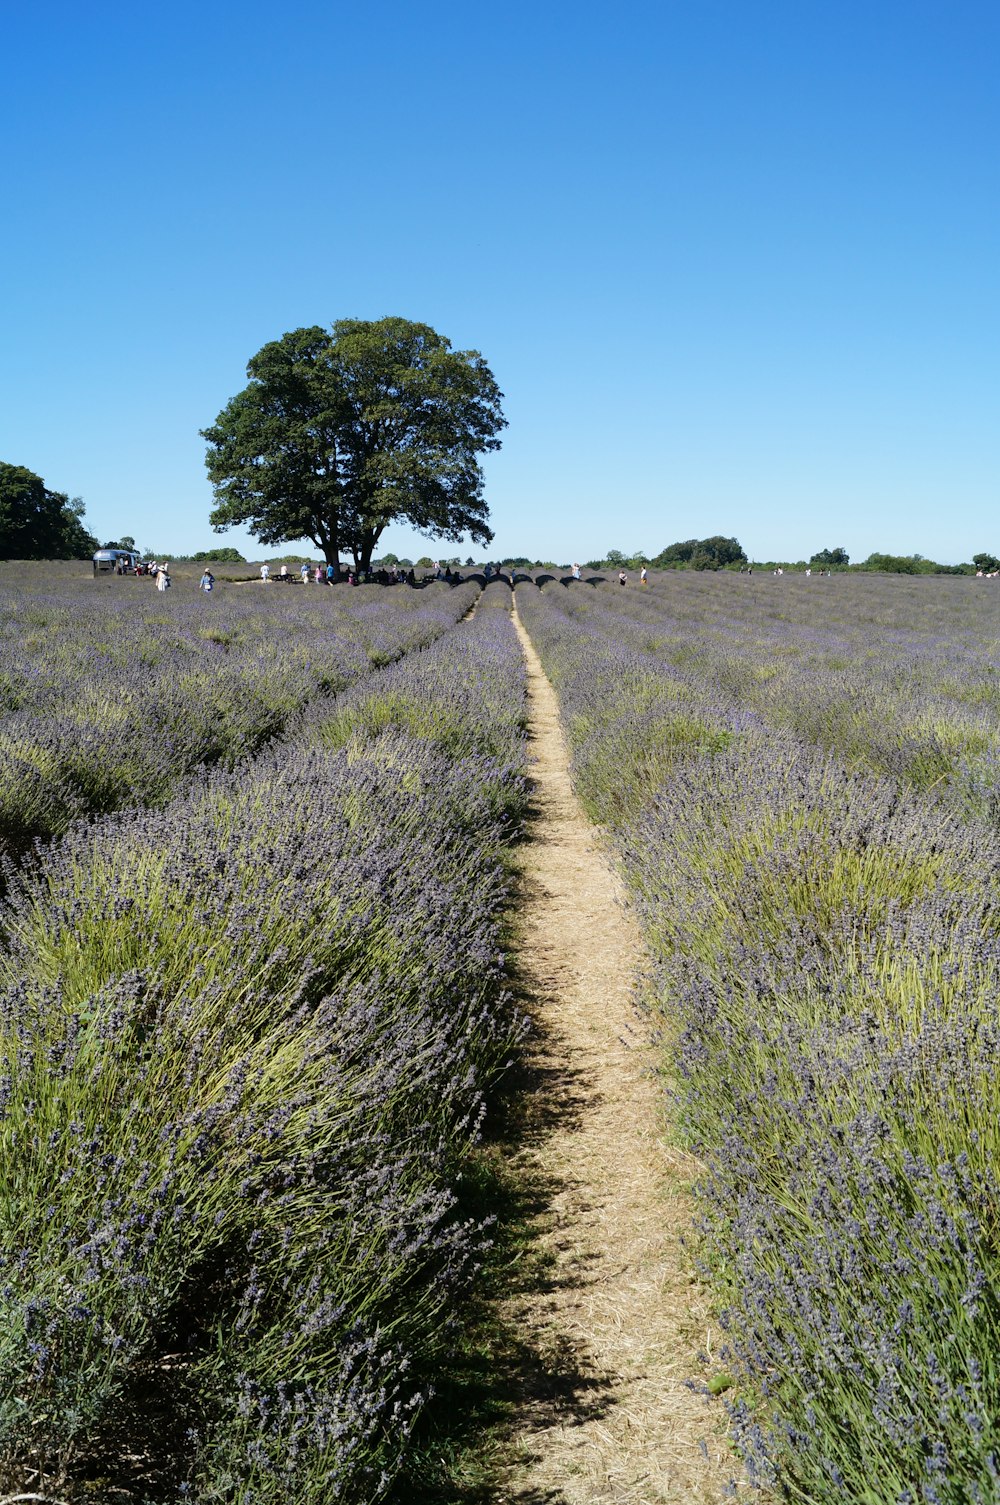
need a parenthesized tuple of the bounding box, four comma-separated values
(517, 577, 1000, 1503)
(0, 600, 526, 1502)
(311, 581, 522, 776)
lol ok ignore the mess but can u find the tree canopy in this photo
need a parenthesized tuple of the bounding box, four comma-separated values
(0, 463, 98, 559)
(192, 547, 246, 563)
(858, 552, 935, 575)
(202, 318, 506, 573)
(651, 535, 746, 570)
(810, 546, 850, 566)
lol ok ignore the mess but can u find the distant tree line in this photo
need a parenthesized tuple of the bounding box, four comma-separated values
(5, 454, 997, 581)
(582, 539, 746, 571)
(191, 547, 246, 563)
(107, 544, 249, 564)
(587, 539, 997, 576)
(847, 552, 979, 576)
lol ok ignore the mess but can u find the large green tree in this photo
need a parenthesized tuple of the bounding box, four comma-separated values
(810, 546, 850, 566)
(651, 535, 746, 570)
(202, 318, 506, 574)
(0, 463, 98, 559)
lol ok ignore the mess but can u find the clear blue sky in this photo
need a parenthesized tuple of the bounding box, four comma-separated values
(3, 0, 997, 564)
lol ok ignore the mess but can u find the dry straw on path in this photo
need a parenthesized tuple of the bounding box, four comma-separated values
(498, 597, 741, 1504)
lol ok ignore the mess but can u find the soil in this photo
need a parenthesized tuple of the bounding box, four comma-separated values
(496, 596, 740, 1504)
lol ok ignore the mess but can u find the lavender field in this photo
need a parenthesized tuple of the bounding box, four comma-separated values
(9, 561, 1000, 1504)
(517, 570, 1000, 1504)
(0, 572, 527, 1501)
(0, 566, 478, 872)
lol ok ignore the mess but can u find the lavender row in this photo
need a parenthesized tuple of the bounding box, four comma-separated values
(545, 569, 1000, 818)
(516, 579, 1000, 1504)
(0, 574, 478, 867)
(0, 592, 526, 1502)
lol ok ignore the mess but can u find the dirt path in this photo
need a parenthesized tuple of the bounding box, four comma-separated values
(498, 596, 737, 1504)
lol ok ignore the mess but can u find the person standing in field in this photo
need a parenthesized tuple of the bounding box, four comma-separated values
(156, 563, 170, 592)
(199, 569, 215, 592)
(260, 563, 270, 583)
(618, 569, 627, 586)
(640, 565, 648, 587)
(279, 563, 289, 580)
(300, 563, 309, 584)
(571, 562, 581, 579)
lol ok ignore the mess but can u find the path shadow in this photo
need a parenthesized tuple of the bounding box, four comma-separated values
(390, 862, 620, 1504)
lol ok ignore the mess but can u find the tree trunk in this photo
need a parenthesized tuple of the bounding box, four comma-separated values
(315, 508, 341, 578)
(357, 524, 384, 575)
